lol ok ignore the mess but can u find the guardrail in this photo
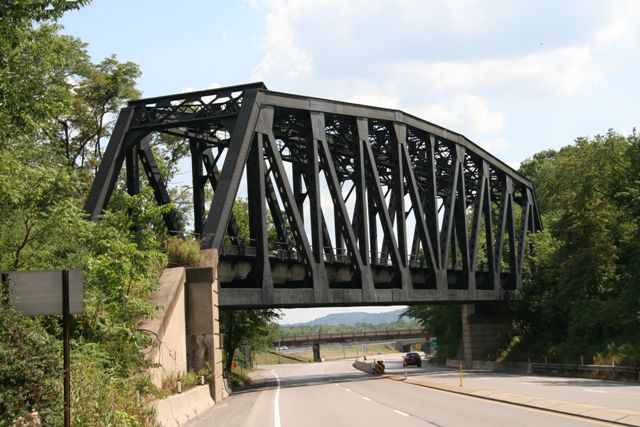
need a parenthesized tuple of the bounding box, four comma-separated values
(531, 363, 640, 381)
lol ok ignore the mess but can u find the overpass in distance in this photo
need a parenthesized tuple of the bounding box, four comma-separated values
(85, 82, 542, 309)
(275, 328, 427, 346)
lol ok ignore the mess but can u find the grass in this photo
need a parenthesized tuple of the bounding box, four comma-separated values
(228, 368, 252, 388)
(159, 369, 209, 398)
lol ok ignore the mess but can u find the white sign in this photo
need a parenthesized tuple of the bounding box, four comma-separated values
(4, 269, 84, 316)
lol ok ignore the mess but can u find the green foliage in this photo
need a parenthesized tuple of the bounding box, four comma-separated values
(0, 3, 171, 423)
(402, 305, 461, 364)
(508, 130, 640, 364)
(52, 54, 141, 170)
(219, 309, 282, 372)
(165, 236, 201, 267)
(0, 302, 62, 426)
(159, 369, 208, 397)
(0, 1, 91, 24)
(69, 349, 156, 427)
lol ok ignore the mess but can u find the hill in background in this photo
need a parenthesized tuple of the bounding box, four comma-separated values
(296, 309, 406, 326)
(278, 309, 420, 336)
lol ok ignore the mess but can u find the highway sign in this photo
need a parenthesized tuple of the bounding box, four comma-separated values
(3, 269, 83, 316)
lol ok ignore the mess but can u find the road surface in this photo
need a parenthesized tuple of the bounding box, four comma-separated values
(186, 358, 622, 426)
(382, 354, 640, 412)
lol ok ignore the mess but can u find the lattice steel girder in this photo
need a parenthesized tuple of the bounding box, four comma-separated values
(85, 83, 542, 308)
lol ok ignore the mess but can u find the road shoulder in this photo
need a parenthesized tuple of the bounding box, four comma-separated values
(386, 374, 640, 426)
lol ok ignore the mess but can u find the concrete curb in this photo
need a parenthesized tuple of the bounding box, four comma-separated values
(385, 375, 640, 426)
(154, 385, 215, 427)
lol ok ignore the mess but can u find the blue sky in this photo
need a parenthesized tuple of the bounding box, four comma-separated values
(61, 0, 640, 324)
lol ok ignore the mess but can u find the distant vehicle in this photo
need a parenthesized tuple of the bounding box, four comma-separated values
(404, 352, 422, 367)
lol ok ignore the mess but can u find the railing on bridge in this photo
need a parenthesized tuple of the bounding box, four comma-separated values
(221, 237, 492, 272)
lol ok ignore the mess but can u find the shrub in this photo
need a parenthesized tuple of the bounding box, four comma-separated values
(165, 237, 201, 267)
(0, 302, 62, 426)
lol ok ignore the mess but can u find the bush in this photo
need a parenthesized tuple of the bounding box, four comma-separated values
(70, 350, 156, 427)
(165, 237, 201, 267)
(0, 302, 62, 427)
(159, 369, 209, 397)
(594, 343, 639, 367)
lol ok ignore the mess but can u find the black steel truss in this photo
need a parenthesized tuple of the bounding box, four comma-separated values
(85, 83, 542, 308)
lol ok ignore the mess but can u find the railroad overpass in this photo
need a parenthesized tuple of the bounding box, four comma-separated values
(275, 328, 427, 346)
(85, 83, 541, 402)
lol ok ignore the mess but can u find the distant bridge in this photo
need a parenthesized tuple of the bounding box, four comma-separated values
(86, 83, 542, 308)
(275, 328, 427, 346)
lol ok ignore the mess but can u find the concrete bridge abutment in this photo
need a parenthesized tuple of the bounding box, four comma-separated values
(460, 302, 513, 367)
(185, 249, 225, 402)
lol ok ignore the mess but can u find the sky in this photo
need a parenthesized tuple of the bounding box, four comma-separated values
(60, 0, 640, 324)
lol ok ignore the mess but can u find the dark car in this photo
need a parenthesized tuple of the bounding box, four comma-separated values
(403, 352, 422, 367)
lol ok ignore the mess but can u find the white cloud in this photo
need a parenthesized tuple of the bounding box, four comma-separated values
(418, 93, 504, 135)
(592, 0, 640, 48)
(507, 161, 521, 171)
(395, 46, 603, 97)
(251, 0, 313, 80)
(476, 138, 509, 152)
(180, 82, 221, 93)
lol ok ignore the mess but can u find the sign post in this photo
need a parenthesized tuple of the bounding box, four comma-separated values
(62, 270, 71, 427)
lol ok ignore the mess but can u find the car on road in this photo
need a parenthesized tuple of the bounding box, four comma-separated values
(403, 352, 422, 367)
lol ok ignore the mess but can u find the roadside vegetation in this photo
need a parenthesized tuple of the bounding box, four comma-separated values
(406, 131, 640, 367)
(1, 2, 175, 425)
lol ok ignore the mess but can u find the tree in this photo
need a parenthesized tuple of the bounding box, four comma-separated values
(51, 55, 141, 171)
(218, 199, 282, 371)
(508, 130, 640, 364)
(220, 309, 282, 372)
(0, 3, 169, 424)
(402, 305, 461, 363)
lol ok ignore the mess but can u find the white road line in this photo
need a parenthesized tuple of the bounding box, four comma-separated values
(393, 410, 409, 417)
(520, 382, 538, 385)
(362, 396, 371, 401)
(582, 389, 607, 394)
(271, 370, 281, 427)
(344, 387, 351, 392)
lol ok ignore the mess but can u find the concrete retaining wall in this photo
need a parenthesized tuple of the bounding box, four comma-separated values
(461, 303, 513, 366)
(353, 360, 375, 374)
(139, 268, 187, 389)
(154, 385, 215, 427)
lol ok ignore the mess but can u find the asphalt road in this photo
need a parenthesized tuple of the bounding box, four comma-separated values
(382, 354, 640, 412)
(186, 358, 620, 427)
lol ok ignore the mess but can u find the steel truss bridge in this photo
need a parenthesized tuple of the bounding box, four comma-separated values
(85, 83, 541, 308)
